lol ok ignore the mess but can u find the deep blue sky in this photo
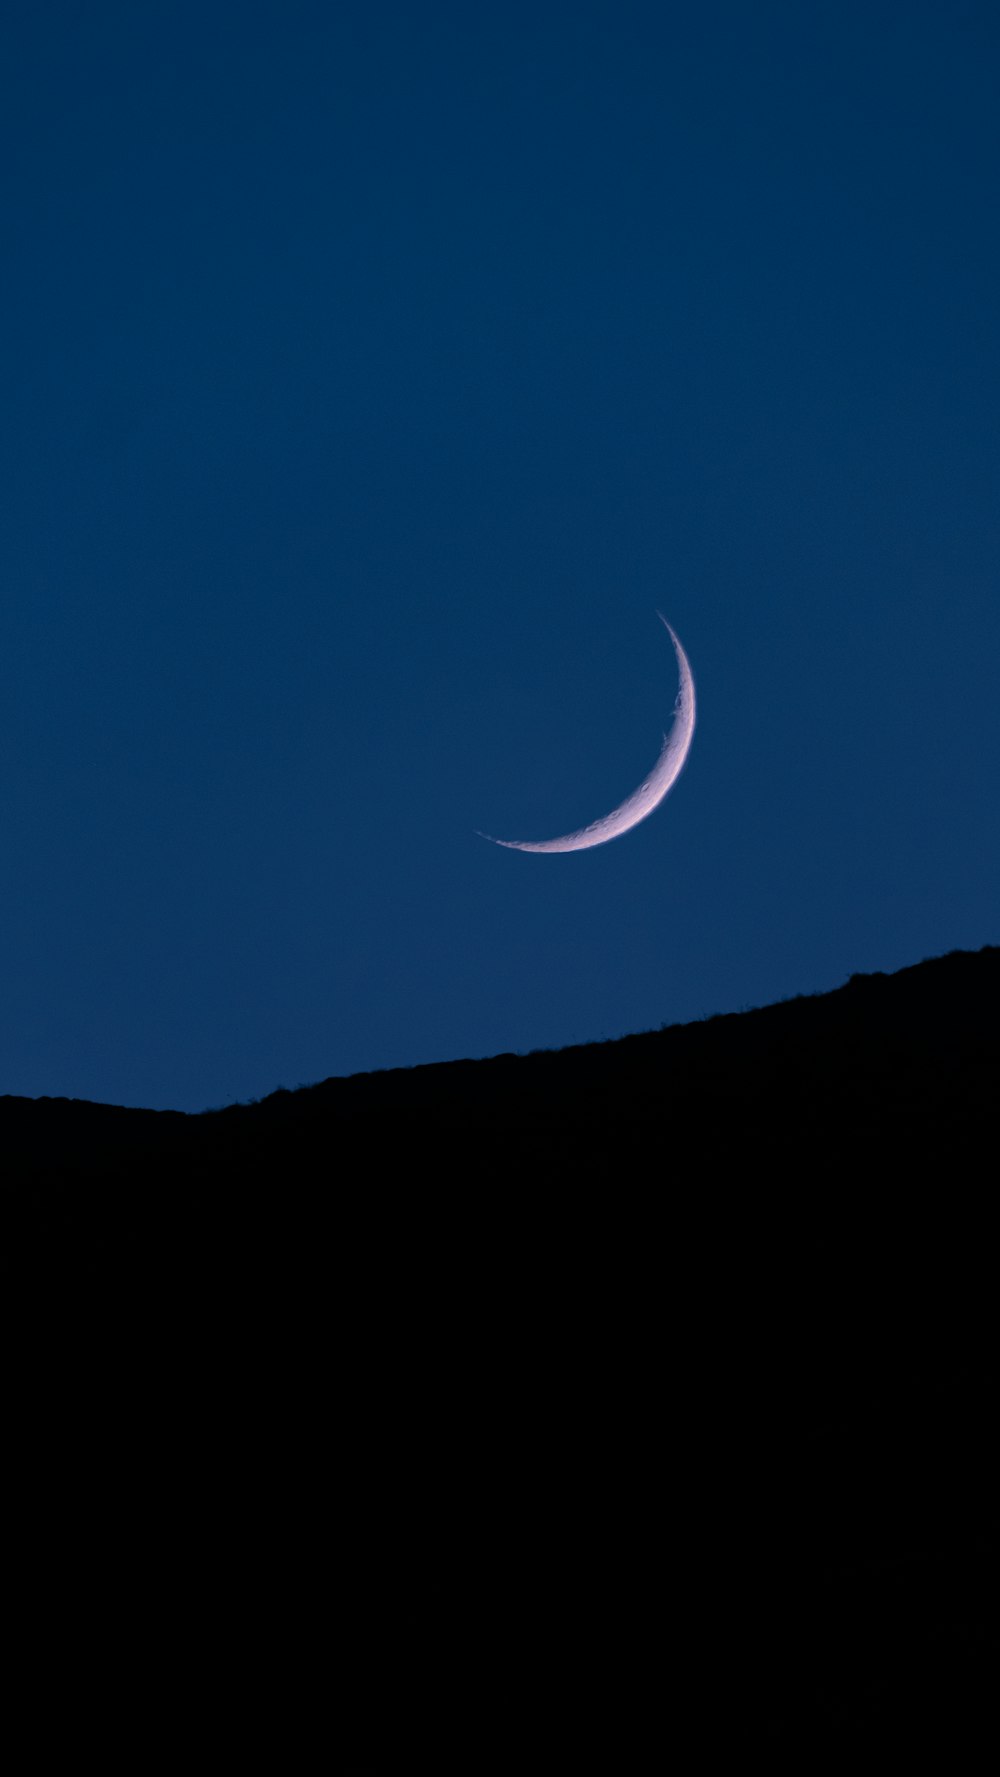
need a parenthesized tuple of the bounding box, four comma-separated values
(2, 1, 998, 1111)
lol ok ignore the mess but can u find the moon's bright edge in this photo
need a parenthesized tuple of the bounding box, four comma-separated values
(480, 614, 696, 854)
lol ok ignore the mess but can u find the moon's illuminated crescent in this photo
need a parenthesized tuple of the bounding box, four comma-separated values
(480, 614, 696, 853)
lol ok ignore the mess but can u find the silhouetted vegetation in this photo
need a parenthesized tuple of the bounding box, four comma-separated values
(3, 946, 996, 1758)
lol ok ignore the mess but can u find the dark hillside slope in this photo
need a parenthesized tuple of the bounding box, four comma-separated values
(2, 946, 997, 1759)
(4, 942, 998, 1181)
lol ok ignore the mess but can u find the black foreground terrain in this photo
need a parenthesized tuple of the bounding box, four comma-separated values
(3, 946, 997, 1760)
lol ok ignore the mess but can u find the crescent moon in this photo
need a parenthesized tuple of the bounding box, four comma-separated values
(480, 614, 696, 853)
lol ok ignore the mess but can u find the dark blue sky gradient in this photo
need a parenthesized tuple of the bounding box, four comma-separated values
(2, 1, 998, 1109)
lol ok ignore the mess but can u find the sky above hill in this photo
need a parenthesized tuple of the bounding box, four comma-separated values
(2, 0, 998, 1111)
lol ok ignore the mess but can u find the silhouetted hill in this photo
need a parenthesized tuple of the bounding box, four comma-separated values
(3, 946, 996, 1759)
(4, 941, 998, 1178)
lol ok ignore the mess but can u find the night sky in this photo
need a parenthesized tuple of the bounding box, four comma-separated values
(3, 1, 998, 1112)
